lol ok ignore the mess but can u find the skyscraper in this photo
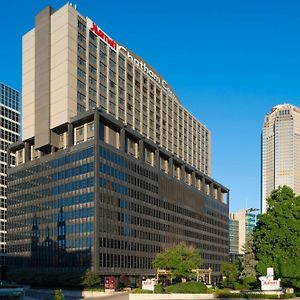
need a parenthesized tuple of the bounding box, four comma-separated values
(0, 83, 20, 268)
(262, 104, 300, 213)
(7, 4, 229, 282)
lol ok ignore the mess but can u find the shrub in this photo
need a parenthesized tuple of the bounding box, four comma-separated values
(281, 294, 295, 299)
(154, 284, 164, 293)
(53, 289, 64, 300)
(165, 282, 208, 294)
(132, 288, 153, 294)
(233, 282, 249, 290)
(80, 270, 101, 288)
(216, 293, 294, 299)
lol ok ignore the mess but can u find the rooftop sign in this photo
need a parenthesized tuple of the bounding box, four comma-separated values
(86, 17, 178, 101)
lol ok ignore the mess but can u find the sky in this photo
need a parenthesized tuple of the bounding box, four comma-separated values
(1, 0, 300, 212)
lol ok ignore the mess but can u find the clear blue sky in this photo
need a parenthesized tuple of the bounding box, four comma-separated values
(1, 0, 300, 212)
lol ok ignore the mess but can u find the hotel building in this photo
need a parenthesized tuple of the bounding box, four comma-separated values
(262, 104, 300, 213)
(7, 4, 229, 281)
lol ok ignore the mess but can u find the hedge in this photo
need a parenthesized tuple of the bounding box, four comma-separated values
(217, 293, 295, 299)
(165, 282, 208, 294)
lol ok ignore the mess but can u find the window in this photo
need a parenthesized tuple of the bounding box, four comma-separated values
(89, 65, 96, 75)
(78, 44, 86, 55)
(78, 56, 86, 67)
(78, 68, 86, 79)
(78, 19, 86, 32)
(78, 32, 86, 43)
(77, 80, 86, 90)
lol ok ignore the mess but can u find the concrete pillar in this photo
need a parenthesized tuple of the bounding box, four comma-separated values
(119, 128, 126, 152)
(24, 142, 31, 163)
(201, 177, 207, 194)
(217, 187, 222, 202)
(139, 140, 144, 162)
(226, 192, 230, 205)
(192, 171, 196, 187)
(68, 123, 74, 147)
(181, 165, 185, 182)
(93, 107, 100, 271)
(210, 182, 214, 198)
(155, 149, 160, 170)
(51, 145, 56, 154)
(168, 157, 173, 177)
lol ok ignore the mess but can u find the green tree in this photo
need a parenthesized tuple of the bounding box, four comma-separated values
(152, 242, 202, 281)
(239, 234, 257, 287)
(81, 269, 101, 287)
(53, 289, 64, 300)
(220, 261, 239, 288)
(253, 186, 300, 288)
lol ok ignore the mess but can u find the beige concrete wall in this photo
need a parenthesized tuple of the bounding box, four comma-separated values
(22, 29, 35, 141)
(50, 4, 77, 129)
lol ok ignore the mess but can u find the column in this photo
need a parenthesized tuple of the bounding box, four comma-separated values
(226, 192, 230, 205)
(68, 123, 74, 147)
(210, 182, 214, 198)
(217, 187, 222, 202)
(93, 109, 100, 271)
(155, 149, 160, 170)
(119, 128, 126, 152)
(24, 142, 31, 163)
(168, 157, 173, 177)
(139, 140, 144, 162)
(192, 171, 196, 187)
(201, 177, 207, 194)
(181, 165, 185, 182)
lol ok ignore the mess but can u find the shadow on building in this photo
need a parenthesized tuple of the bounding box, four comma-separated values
(7, 207, 91, 286)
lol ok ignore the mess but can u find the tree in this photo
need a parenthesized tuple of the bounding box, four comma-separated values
(239, 234, 257, 286)
(253, 186, 300, 288)
(53, 289, 64, 300)
(152, 242, 202, 281)
(220, 261, 239, 288)
(81, 269, 101, 287)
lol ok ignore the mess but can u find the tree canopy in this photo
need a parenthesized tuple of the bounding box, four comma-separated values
(152, 242, 202, 280)
(220, 261, 239, 288)
(239, 234, 257, 279)
(253, 186, 300, 288)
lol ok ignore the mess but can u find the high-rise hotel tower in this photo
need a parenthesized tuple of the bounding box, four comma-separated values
(262, 104, 300, 213)
(7, 4, 229, 281)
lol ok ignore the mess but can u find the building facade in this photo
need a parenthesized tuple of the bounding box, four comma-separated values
(229, 215, 239, 256)
(229, 208, 258, 256)
(7, 4, 229, 281)
(262, 104, 300, 213)
(0, 83, 20, 266)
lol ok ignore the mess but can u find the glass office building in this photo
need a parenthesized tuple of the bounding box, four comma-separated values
(0, 83, 20, 269)
(7, 4, 229, 282)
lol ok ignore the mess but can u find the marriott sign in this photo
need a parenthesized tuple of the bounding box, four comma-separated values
(86, 17, 178, 101)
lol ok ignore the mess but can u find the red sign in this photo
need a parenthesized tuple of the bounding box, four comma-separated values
(105, 276, 115, 290)
(89, 21, 117, 51)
